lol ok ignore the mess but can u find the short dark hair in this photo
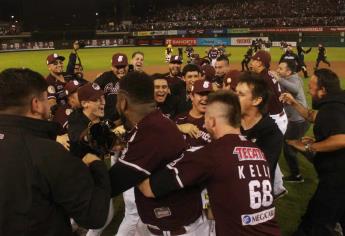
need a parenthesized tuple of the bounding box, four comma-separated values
(280, 60, 296, 73)
(0, 68, 47, 112)
(216, 55, 229, 64)
(238, 72, 271, 114)
(314, 69, 341, 94)
(182, 64, 201, 76)
(132, 51, 144, 59)
(207, 90, 241, 128)
(151, 73, 167, 82)
(119, 71, 154, 104)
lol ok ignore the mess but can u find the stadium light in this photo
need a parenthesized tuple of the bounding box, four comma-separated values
(96, 12, 99, 16)
(11, 16, 14, 19)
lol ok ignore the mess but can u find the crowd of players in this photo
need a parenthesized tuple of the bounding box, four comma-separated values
(0, 39, 344, 236)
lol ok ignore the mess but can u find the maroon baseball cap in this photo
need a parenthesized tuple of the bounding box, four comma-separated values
(169, 55, 182, 64)
(64, 80, 81, 97)
(191, 80, 213, 94)
(223, 70, 242, 91)
(78, 83, 104, 102)
(201, 65, 215, 82)
(46, 53, 65, 65)
(251, 50, 271, 68)
(112, 53, 128, 67)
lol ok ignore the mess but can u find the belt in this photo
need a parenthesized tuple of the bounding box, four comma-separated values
(147, 226, 187, 236)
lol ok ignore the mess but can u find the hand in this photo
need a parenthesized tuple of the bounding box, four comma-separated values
(56, 134, 70, 151)
(137, 178, 155, 198)
(82, 153, 101, 166)
(301, 136, 315, 145)
(286, 139, 305, 152)
(177, 124, 200, 139)
(113, 125, 126, 136)
(279, 92, 297, 105)
(269, 70, 280, 81)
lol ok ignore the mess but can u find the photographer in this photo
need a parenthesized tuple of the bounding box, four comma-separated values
(66, 40, 88, 84)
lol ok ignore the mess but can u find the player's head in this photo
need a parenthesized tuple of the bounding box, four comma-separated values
(131, 51, 144, 72)
(0, 68, 50, 120)
(169, 55, 182, 76)
(250, 50, 271, 72)
(190, 80, 213, 115)
(214, 55, 230, 77)
(64, 80, 82, 109)
(287, 45, 293, 52)
(74, 63, 84, 78)
(204, 90, 241, 139)
(277, 60, 296, 78)
(117, 71, 155, 129)
(46, 53, 65, 75)
(235, 72, 270, 115)
(78, 83, 105, 121)
(182, 64, 202, 92)
(152, 74, 169, 104)
(309, 69, 341, 104)
(111, 53, 129, 79)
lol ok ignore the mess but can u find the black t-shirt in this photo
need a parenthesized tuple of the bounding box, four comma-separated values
(94, 71, 120, 122)
(313, 92, 345, 186)
(156, 94, 185, 119)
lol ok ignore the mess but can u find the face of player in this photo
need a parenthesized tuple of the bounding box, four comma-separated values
(236, 82, 262, 115)
(67, 92, 80, 109)
(169, 62, 181, 76)
(214, 60, 229, 77)
(154, 79, 169, 103)
(132, 54, 144, 72)
(112, 65, 128, 79)
(74, 64, 84, 78)
(249, 59, 261, 73)
(83, 96, 105, 120)
(34, 91, 51, 120)
(190, 92, 208, 115)
(277, 62, 291, 78)
(184, 71, 201, 92)
(48, 60, 64, 75)
(309, 75, 326, 101)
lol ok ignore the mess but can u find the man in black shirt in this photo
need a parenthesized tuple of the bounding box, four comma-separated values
(315, 44, 331, 69)
(280, 68, 345, 235)
(94, 53, 128, 125)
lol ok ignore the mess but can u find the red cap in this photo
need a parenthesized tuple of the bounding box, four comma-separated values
(201, 65, 215, 82)
(46, 53, 65, 65)
(169, 55, 182, 64)
(251, 50, 271, 68)
(64, 80, 81, 97)
(223, 70, 242, 91)
(78, 83, 104, 102)
(112, 53, 128, 67)
(191, 80, 213, 94)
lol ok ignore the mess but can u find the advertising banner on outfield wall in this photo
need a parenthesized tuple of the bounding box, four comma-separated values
(84, 39, 132, 48)
(250, 27, 323, 33)
(227, 28, 250, 34)
(167, 30, 178, 35)
(272, 41, 297, 47)
(1, 41, 54, 51)
(165, 38, 197, 46)
(197, 38, 231, 46)
(187, 29, 205, 34)
(231, 37, 269, 46)
(205, 29, 226, 34)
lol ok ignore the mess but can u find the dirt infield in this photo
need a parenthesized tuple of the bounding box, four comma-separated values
(84, 61, 345, 82)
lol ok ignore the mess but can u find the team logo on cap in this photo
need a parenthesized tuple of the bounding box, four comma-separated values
(48, 85, 56, 94)
(53, 53, 58, 58)
(73, 80, 79, 85)
(92, 83, 101, 90)
(203, 81, 210, 88)
(227, 78, 232, 84)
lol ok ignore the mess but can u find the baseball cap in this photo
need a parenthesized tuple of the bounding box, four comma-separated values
(78, 83, 104, 102)
(251, 50, 271, 68)
(112, 53, 128, 67)
(64, 80, 81, 97)
(46, 53, 65, 65)
(169, 55, 182, 64)
(191, 80, 213, 94)
(223, 70, 242, 91)
(201, 65, 215, 82)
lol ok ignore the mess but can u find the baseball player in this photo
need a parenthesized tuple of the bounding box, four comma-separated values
(315, 44, 331, 69)
(297, 44, 312, 78)
(241, 46, 254, 72)
(206, 46, 219, 67)
(138, 90, 281, 236)
(165, 44, 173, 63)
(185, 45, 194, 63)
(129, 51, 144, 72)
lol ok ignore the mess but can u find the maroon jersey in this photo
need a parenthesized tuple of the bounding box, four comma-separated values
(208, 48, 219, 60)
(52, 104, 73, 134)
(117, 110, 202, 230)
(46, 74, 67, 106)
(175, 113, 211, 147)
(260, 69, 283, 115)
(154, 134, 281, 236)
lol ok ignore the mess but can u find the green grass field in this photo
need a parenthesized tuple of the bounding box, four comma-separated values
(0, 46, 344, 236)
